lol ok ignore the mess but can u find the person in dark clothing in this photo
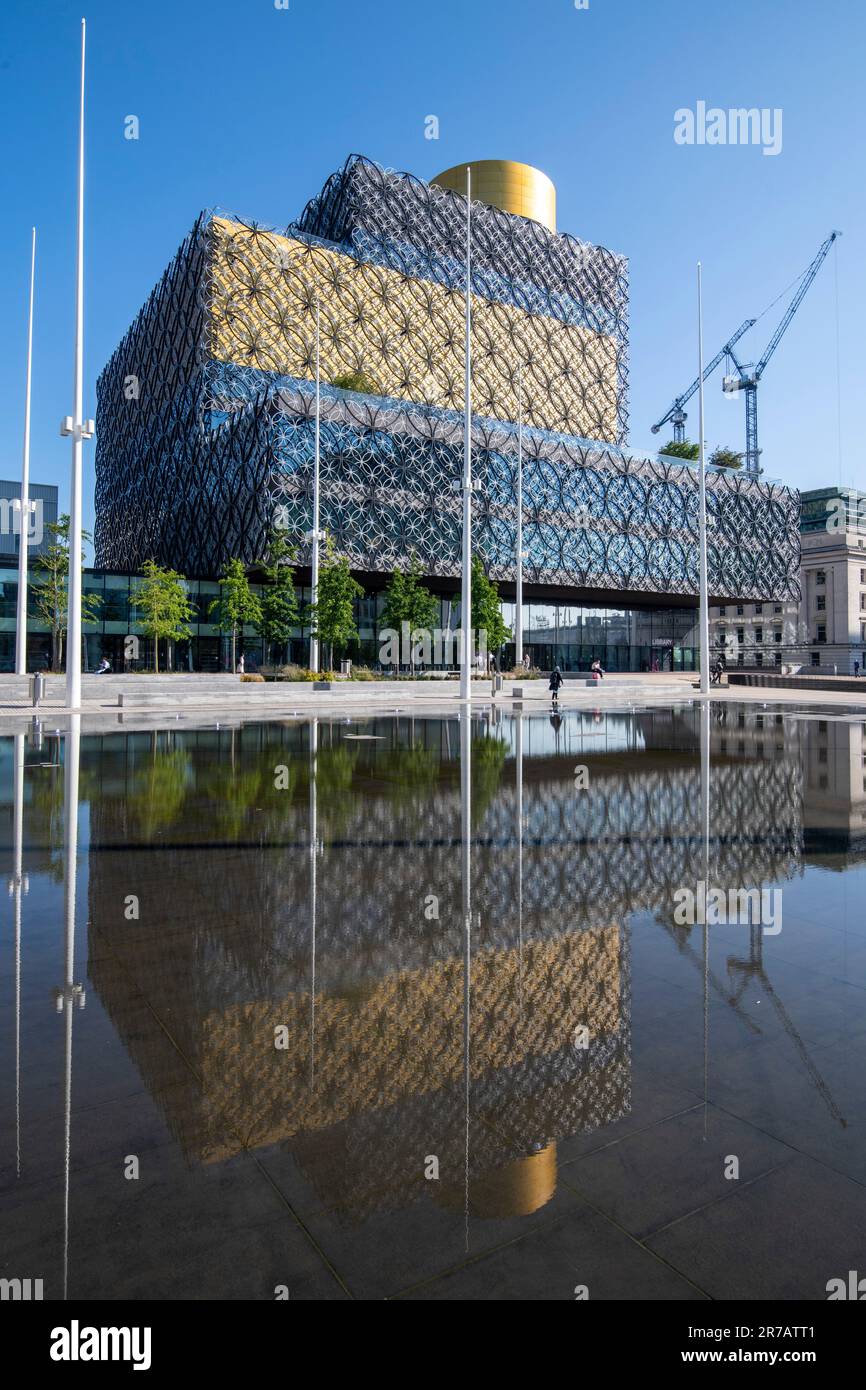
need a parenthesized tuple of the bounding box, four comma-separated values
(549, 665, 564, 706)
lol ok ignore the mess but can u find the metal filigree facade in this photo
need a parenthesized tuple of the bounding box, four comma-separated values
(84, 708, 808, 1215)
(94, 155, 800, 604)
(207, 214, 621, 440)
(261, 381, 801, 599)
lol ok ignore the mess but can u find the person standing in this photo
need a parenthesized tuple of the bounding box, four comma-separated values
(549, 664, 564, 707)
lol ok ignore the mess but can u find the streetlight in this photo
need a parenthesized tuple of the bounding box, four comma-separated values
(60, 20, 95, 709)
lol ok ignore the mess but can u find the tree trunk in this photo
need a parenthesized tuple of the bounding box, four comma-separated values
(154, 636, 159, 675)
(231, 627, 237, 673)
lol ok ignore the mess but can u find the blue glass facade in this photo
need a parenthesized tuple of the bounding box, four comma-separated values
(0, 561, 702, 674)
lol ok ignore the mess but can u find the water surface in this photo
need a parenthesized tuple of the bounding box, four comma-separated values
(1, 703, 865, 1300)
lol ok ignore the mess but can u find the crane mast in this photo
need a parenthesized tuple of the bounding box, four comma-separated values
(653, 232, 841, 475)
(652, 320, 755, 444)
(722, 231, 841, 474)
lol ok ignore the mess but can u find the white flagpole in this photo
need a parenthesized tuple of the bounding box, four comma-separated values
(697, 263, 710, 695)
(515, 362, 523, 669)
(310, 301, 321, 674)
(62, 19, 93, 710)
(459, 168, 473, 702)
(16, 228, 36, 676)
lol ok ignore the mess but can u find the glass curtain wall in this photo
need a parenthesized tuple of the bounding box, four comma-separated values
(0, 565, 702, 674)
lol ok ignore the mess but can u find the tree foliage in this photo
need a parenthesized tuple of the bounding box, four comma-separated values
(209, 558, 262, 671)
(658, 439, 700, 460)
(307, 535, 364, 669)
(257, 530, 299, 663)
(31, 514, 102, 671)
(470, 554, 511, 655)
(708, 445, 744, 470)
(134, 560, 196, 673)
(331, 369, 381, 397)
(380, 553, 439, 671)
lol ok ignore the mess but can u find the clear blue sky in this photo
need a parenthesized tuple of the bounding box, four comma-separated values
(1, 0, 863, 558)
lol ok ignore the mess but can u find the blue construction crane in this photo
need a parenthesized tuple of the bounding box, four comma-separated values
(722, 231, 841, 475)
(652, 319, 756, 446)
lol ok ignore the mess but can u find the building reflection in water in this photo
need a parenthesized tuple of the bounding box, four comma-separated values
(6, 704, 861, 1245)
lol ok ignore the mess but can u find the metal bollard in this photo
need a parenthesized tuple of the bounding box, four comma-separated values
(30, 673, 45, 708)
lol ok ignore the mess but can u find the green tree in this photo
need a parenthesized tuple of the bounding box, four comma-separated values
(31, 514, 102, 671)
(471, 554, 511, 660)
(471, 735, 508, 828)
(256, 530, 300, 666)
(209, 558, 262, 672)
(134, 559, 196, 673)
(130, 744, 191, 840)
(380, 553, 439, 673)
(331, 369, 380, 396)
(307, 534, 364, 671)
(709, 445, 744, 470)
(658, 439, 700, 461)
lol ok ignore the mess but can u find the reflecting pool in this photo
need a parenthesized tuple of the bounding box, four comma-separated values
(1, 703, 865, 1300)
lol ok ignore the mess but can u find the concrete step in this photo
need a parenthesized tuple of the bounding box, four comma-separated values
(0, 673, 700, 712)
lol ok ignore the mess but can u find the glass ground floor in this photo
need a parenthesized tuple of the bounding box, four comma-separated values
(1, 563, 711, 673)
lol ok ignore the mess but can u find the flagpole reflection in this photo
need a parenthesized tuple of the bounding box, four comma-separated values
(460, 709, 472, 1252)
(57, 714, 85, 1300)
(9, 734, 28, 1178)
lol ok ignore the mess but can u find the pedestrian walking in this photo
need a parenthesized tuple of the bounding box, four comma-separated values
(549, 664, 564, 707)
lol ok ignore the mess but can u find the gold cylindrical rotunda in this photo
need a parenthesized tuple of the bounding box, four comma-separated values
(431, 160, 556, 233)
